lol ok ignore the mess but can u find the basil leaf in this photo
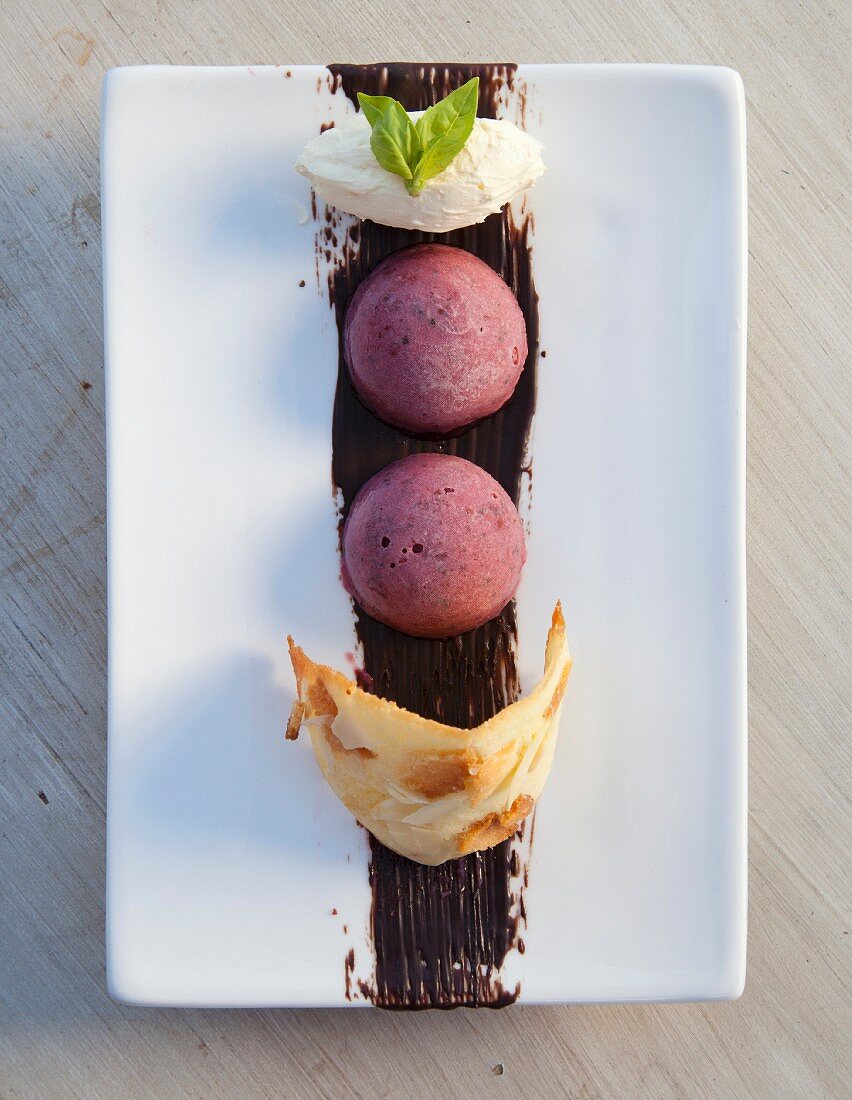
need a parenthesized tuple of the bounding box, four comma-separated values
(356, 77, 479, 197)
(356, 92, 397, 127)
(369, 99, 420, 183)
(414, 76, 479, 161)
(409, 130, 472, 195)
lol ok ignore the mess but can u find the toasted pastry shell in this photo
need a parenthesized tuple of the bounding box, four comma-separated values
(286, 604, 571, 865)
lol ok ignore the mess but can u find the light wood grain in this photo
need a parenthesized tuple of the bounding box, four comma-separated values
(1, 0, 850, 1096)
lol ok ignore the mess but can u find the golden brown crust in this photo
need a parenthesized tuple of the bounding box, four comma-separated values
(464, 741, 517, 807)
(287, 637, 311, 692)
(289, 637, 338, 718)
(402, 752, 472, 799)
(543, 663, 571, 720)
(325, 726, 376, 760)
(306, 679, 337, 718)
(285, 700, 305, 740)
(457, 794, 535, 856)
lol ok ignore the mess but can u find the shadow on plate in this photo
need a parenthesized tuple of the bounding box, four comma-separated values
(119, 649, 356, 867)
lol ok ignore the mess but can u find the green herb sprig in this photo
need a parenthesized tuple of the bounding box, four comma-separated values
(357, 77, 480, 197)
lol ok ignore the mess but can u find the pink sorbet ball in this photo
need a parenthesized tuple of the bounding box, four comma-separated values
(341, 453, 526, 638)
(343, 243, 527, 435)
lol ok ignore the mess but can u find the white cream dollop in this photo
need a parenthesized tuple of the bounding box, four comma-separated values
(295, 112, 545, 233)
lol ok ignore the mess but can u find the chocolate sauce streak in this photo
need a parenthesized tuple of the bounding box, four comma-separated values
(326, 63, 538, 1008)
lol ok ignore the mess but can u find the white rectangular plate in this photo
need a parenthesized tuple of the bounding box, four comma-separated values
(103, 63, 747, 1006)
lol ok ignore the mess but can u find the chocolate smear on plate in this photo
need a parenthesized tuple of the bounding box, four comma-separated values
(321, 63, 538, 1008)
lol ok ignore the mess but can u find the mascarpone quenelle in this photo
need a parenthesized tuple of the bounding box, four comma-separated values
(295, 112, 545, 233)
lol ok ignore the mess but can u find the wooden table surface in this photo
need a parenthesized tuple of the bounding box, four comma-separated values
(1, 1, 849, 1096)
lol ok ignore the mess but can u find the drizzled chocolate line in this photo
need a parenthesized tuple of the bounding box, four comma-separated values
(324, 63, 538, 1008)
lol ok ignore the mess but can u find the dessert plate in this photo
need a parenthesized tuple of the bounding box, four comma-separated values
(102, 63, 747, 1006)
